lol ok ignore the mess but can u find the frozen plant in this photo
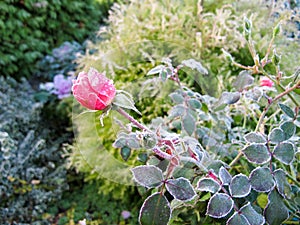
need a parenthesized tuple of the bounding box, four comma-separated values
(72, 18, 300, 225)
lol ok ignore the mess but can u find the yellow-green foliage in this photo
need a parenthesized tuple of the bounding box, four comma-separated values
(70, 0, 299, 196)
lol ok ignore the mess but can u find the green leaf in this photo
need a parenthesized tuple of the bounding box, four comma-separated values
(138, 153, 148, 163)
(188, 98, 202, 109)
(219, 166, 232, 185)
(159, 69, 168, 81)
(217, 91, 241, 105)
(182, 112, 196, 136)
(229, 174, 251, 198)
(113, 137, 127, 148)
(245, 87, 263, 101)
(273, 142, 295, 165)
(278, 103, 295, 118)
(244, 132, 266, 144)
(169, 105, 185, 118)
(242, 144, 271, 164)
(249, 167, 275, 192)
(131, 165, 163, 188)
(139, 192, 171, 225)
(264, 190, 289, 225)
(206, 193, 233, 218)
(257, 193, 268, 208)
(113, 92, 141, 114)
(166, 178, 196, 202)
(142, 133, 158, 149)
(147, 65, 165, 75)
(227, 212, 250, 225)
(181, 59, 208, 75)
(197, 178, 221, 193)
(233, 70, 254, 91)
(280, 121, 296, 140)
(268, 128, 285, 143)
(120, 146, 131, 161)
(240, 202, 265, 225)
(113, 133, 140, 149)
(169, 93, 184, 104)
(273, 169, 292, 198)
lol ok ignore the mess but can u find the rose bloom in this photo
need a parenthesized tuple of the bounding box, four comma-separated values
(72, 68, 116, 110)
(260, 77, 274, 87)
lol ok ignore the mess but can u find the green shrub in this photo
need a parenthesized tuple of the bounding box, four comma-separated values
(70, 0, 299, 192)
(0, 0, 114, 80)
(0, 76, 70, 224)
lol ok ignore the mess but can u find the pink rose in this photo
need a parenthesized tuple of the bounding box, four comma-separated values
(72, 68, 116, 110)
(260, 77, 274, 87)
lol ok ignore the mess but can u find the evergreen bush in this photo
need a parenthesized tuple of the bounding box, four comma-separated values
(0, 0, 114, 80)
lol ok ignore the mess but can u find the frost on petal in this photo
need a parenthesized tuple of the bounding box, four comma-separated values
(260, 77, 274, 87)
(72, 68, 116, 110)
(88, 67, 109, 90)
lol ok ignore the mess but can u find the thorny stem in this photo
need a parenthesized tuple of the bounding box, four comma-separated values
(116, 107, 172, 160)
(260, 69, 299, 106)
(152, 147, 172, 161)
(256, 80, 300, 132)
(208, 172, 239, 212)
(116, 107, 151, 132)
(230, 79, 300, 167)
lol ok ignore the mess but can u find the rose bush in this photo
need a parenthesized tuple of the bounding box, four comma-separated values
(72, 17, 300, 225)
(72, 68, 116, 110)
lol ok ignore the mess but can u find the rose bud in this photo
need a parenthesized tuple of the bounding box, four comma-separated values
(260, 77, 274, 87)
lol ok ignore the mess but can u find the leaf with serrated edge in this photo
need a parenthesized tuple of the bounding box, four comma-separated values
(206, 193, 234, 218)
(278, 103, 295, 118)
(226, 212, 250, 225)
(240, 202, 265, 225)
(182, 112, 196, 136)
(244, 132, 266, 144)
(273, 169, 292, 198)
(242, 144, 271, 164)
(233, 70, 254, 91)
(113, 93, 141, 114)
(280, 121, 296, 140)
(131, 165, 163, 188)
(197, 178, 221, 193)
(169, 92, 184, 104)
(219, 166, 232, 185)
(273, 142, 295, 165)
(219, 91, 241, 105)
(147, 65, 165, 75)
(249, 167, 275, 192)
(169, 104, 185, 118)
(181, 59, 208, 75)
(268, 128, 285, 143)
(229, 174, 251, 198)
(264, 190, 289, 225)
(139, 192, 171, 225)
(166, 177, 196, 202)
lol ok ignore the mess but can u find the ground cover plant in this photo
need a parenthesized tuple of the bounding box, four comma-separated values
(72, 16, 300, 224)
(0, 76, 70, 224)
